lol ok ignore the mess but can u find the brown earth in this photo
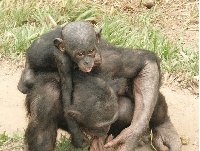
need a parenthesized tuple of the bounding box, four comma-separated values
(0, 60, 198, 150)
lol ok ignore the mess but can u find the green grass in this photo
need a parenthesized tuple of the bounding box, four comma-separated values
(0, 132, 87, 151)
(55, 135, 88, 151)
(0, 0, 198, 80)
(0, 131, 24, 150)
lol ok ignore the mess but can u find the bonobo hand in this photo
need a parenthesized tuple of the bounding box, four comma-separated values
(90, 135, 114, 151)
(104, 126, 138, 151)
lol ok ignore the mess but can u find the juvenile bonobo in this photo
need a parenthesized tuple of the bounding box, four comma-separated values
(18, 21, 101, 94)
(24, 71, 119, 151)
(18, 21, 101, 147)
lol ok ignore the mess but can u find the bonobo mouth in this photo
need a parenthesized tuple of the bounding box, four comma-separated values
(82, 125, 111, 138)
(82, 67, 93, 72)
(81, 112, 119, 137)
(79, 64, 93, 72)
(95, 112, 119, 128)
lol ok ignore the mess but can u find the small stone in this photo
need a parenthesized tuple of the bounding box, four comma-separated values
(180, 136, 190, 145)
(142, 0, 155, 9)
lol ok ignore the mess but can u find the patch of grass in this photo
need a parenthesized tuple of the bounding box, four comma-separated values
(56, 135, 87, 151)
(0, 0, 198, 82)
(0, 131, 24, 150)
(101, 14, 198, 78)
(0, 132, 9, 146)
(0, 132, 87, 151)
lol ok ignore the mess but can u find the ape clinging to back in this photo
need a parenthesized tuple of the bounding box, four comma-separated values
(17, 21, 102, 147)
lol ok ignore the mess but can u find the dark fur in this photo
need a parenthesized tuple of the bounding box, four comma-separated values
(24, 70, 181, 151)
(21, 22, 181, 150)
(24, 71, 119, 151)
(94, 39, 181, 150)
(18, 21, 102, 148)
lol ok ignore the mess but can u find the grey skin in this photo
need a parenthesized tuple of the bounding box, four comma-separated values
(17, 21, 102, 148)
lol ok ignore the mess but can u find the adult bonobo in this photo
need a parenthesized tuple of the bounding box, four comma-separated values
(24, 70, 181, 151)
(24, 71, 119, 151)
(55, 25, 181, 150)
(18, 21, 102, 147)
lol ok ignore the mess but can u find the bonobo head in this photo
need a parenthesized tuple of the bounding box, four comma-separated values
(67, 74, 119, 137)
(54, 21, 102, 72)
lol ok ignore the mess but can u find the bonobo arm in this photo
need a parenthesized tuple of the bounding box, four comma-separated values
(105, 59, 160, 150)
(53, 49, 84, 147)
(53, 48, 72, 106)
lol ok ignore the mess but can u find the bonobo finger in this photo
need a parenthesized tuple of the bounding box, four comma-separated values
(104, 135, 122, 148)
(105, 134, 114, 143)
(89, 138, 98, 151)
(97, 137, 105, 151)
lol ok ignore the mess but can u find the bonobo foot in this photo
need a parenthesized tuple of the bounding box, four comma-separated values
(152, 117, 182, 151)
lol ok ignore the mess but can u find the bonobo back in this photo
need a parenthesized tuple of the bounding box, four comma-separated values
(27, 27, 63, 71)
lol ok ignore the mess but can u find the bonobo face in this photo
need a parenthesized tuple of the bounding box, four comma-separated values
(54, 21, 102, 72)
(67, 74, 119, 137)
(68, 109, 119, 137)
(73, 48, 96, 72)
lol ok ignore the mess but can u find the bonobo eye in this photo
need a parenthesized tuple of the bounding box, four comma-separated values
(76, 51, 85, 58)
(88, 49, 96, 57)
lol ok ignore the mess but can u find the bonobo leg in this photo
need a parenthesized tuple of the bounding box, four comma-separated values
(152, 117, 181, 151)
(17, 61, 35, 94)
(150, 93, 182, 151)
(24, 80, 60, 151)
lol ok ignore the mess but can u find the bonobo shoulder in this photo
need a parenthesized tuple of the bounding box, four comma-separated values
(27, 26, 62, 53)
(41, 26, 62, 40)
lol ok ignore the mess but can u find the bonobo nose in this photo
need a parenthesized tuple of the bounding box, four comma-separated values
(83, 61, 89, 65)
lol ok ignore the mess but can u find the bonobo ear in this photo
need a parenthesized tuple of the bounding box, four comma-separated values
(67, 110, 81, 121)
(54, 38, 65, 52)
(96, 28, 102, 43)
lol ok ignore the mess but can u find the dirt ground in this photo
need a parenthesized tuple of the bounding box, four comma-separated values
(92, 0, 199, 51)
(0, 60, 198, 150)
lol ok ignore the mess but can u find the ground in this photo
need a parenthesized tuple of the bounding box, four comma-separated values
(92, 0, 199, 51)
(0, 60, 198, 150)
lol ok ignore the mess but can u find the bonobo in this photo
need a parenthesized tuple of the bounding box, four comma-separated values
(24, 70, 181, 151)
(90, 93, 181, 151)
(56, 33, 181, 150)
(24, 71, 119, 151)
(18, 21, 101, 147)
(18, 21, 101, 94)
(21, 21, 181, 150)
(89, 38, 181, 150)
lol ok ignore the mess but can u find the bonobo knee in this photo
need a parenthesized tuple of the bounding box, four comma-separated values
(118, 96, 134, 124)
